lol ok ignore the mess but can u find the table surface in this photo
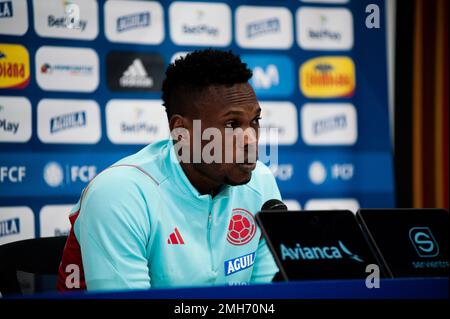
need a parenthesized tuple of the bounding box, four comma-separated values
(20, 277, 449, 299)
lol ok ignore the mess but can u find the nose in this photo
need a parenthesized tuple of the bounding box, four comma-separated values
(243, 128, 258, 163)
(243, 127, 258, 148)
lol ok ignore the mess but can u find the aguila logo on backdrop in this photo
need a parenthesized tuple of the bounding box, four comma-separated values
(0, 1, 13, 19)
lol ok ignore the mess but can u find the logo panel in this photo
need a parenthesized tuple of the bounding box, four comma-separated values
(39, 204, 73, 237)
(104, 0, 164, 44)
(106, 99, 169, 144)
(259, 101, 298, 145)
(0, 0, 28, 36)
(304, 199, 360, 213)
(37, 99, 101, 144)
(300, 56, 355, 98)
(284, 200, 301, 210)
(301, 103, 357, 145)
(0, 43, 29, 89)
(33, 0, 98, 40)
(0, 206, 34, 245)
(106, 51, 164, 92)
(35, 46, 99, 92)
(242, 55, 294, 98)
(236, 6, 293, 49)
(0, 96, 31, 142)
(169, 2, 231, 46)
(297, 7, 353, 50)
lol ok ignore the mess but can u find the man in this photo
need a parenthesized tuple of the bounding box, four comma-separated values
(57, 49, 281, 291)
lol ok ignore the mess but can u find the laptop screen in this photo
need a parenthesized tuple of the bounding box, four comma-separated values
(256, 210, 379, 281)
(356, 209, 449, 278)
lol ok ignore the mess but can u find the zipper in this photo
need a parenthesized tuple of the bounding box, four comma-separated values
(207, 205, 215, 272)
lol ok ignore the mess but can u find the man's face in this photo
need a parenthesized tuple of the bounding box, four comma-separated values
(185, 83, 261, 186)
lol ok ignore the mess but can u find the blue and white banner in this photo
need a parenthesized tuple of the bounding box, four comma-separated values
(0, 0, 394, 243)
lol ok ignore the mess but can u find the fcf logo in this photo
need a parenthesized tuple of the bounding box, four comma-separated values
(409, 227, 439, 258)
(227, 208, 256, 246)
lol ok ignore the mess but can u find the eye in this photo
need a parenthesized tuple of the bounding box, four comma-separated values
(225, 120, 241, 129)
(252, 116, 262, 125)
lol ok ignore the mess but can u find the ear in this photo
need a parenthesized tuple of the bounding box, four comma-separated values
(169, 115, 190, 143)
(169, 114, 185, 132)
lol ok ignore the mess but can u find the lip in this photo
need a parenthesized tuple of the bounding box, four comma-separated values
(237, 162, 257, 173)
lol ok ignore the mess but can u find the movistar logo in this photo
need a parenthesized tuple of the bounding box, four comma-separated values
(280, 241, 363, 262)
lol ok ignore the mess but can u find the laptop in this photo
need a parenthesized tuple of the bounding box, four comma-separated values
(356, 208, 449, 278)
(256, 210, 380, 281)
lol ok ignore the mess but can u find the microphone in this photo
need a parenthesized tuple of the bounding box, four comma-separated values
(257, 199, 287, 241)
(261, 199, 288, 211)
(259, 199, 288, 283)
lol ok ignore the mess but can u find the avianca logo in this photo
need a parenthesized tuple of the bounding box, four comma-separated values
(280, 241, 363, 262)
(167, 227, 185, 245)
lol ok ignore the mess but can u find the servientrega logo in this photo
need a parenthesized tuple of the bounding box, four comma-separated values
(409, 227, 440, 258)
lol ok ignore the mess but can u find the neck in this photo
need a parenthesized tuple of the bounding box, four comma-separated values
(179, 162, 222, 197)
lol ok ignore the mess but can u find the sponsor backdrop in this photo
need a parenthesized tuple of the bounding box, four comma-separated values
(0, 0, 394, 244)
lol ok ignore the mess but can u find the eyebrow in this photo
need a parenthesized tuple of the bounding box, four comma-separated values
(222, 107, 261, 117)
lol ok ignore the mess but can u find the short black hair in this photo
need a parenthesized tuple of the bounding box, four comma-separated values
(162, 49, 252, 119)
